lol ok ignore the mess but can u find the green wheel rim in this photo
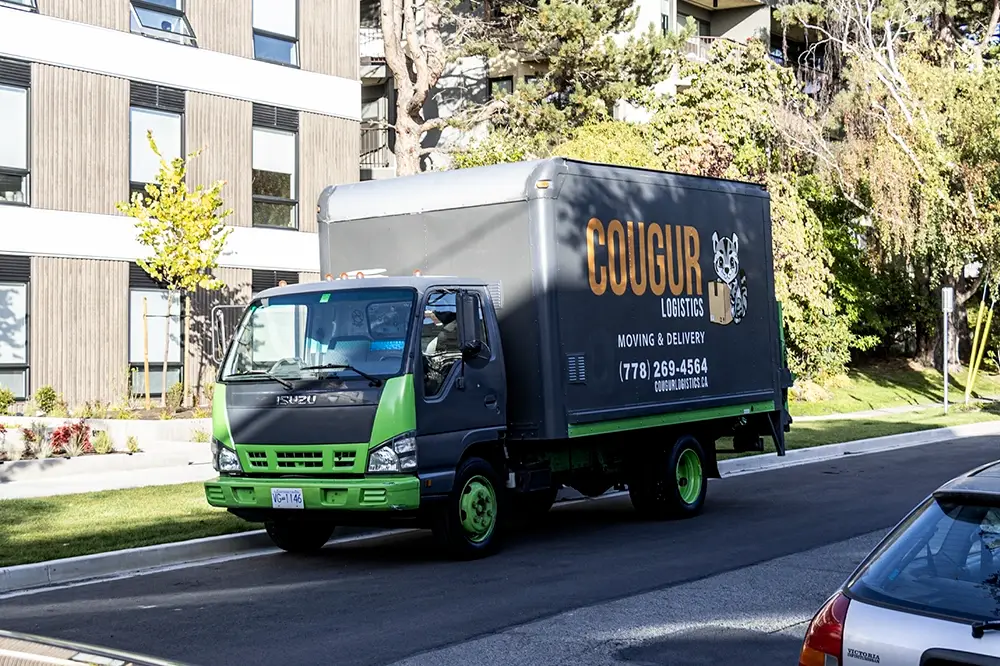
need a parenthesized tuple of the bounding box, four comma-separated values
(676, 448, 703, 505)
(459, 475, 497, 543)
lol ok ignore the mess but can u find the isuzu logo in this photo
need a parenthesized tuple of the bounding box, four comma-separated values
(276, 395, 317, 406)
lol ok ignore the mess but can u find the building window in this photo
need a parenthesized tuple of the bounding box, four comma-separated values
(0, 255, 30, 400)
(252, 104, 299, 229)
(130, 0, 197, 47)
(661, 13, 669, 35)
(0, 0, 37, 12)
(253, 0, 299, 66)
(128, 264, 182, 398)
(129, 82, 185, 202)
(0, 58, 30, 206)
(489, 77, 514, 98)
(678, 13, 711, 37)
(251, 270, 299, 298)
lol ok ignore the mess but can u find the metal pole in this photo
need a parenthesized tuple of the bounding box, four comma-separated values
(942, 286, 955, 414)
(944, 308, 949, 414)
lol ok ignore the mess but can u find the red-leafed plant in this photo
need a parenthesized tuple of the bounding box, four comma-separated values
(53, 420, 92, 457)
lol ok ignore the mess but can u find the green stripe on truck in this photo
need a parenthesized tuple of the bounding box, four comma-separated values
(567, 400, 777, 438)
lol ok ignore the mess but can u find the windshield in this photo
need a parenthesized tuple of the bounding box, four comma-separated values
(846, 496, 1000, 624)
(221, 287, 416, 382)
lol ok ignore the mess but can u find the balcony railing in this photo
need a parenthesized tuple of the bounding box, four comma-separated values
(360, 25, 386, 63)
(361, 124, 392, 169)
(682, 36, 740, 62)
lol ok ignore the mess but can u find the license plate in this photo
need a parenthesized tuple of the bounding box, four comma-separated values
(270, 487, 304, 510)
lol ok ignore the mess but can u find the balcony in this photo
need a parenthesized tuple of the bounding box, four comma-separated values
(361, 123, 392, 171)
(360, 25, 385, 64)
(682, 36, 740, 62)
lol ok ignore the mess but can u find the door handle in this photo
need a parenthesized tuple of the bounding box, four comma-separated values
(484, 395, 497, 409)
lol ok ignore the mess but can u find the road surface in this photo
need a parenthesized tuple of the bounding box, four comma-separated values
(0, 436, 996, 666)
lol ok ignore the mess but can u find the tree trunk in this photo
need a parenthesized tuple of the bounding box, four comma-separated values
(183, 292, 192, 409)
(394, 116, 422, 176)
(162, 291, 171, 409)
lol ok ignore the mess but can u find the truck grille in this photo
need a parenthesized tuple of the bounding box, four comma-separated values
(239, 446, 363, 473)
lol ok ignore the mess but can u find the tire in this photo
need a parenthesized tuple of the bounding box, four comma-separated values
(265, 518, 336, 554)
(432, 456, 504, 559)
(511, 486, 558, 518)
(629, 435, 707, 520)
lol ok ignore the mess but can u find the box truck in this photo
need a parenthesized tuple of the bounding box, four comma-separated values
(204, 158, 793, 559)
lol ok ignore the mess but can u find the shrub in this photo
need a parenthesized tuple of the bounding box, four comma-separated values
(35, 439, 54, 459)
(61, 421, 92, 457)
(202, 381, 215, 407)
(111, 405, 138, 420)
(126, 435, 140, 454)
(165, 382, 184, 413)
(191, 429, 210, 443)
(74, 401, 111, 419)
(33, 386, 59, 414)
(158, 410, 174, 420)
(28, 421, 50, 449)
(192, 407, 211, 419)
(0, 387, 14, 416)
(93, 430, 115, 455)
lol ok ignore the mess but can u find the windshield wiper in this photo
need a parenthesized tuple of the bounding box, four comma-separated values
(301, 364, 383, 387)
(225, 370, 293, 390)
(971, 621, 1000, 638)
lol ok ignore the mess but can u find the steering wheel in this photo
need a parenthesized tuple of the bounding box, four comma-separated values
(268, 357, 302, 374)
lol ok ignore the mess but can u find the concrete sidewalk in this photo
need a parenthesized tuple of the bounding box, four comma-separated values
(0, 463, 216, 500)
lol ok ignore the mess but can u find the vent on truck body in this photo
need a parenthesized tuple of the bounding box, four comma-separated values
(566, 354, 587, 384)
(487, 282, 503, 309)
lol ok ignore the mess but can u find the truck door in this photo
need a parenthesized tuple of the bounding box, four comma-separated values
(416, 288, 506, 485)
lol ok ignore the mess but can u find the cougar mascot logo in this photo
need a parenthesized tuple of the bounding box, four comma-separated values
(712, 232, 748, 325)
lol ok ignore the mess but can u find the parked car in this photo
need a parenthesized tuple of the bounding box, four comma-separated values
(0, 628, 186, 666)
(799, 459, 1000, 665)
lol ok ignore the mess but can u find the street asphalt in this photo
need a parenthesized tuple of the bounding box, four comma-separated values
(0, 436, 997, 666)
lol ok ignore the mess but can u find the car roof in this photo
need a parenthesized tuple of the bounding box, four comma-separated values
(254, 275, 488, 301)
(933, 458, 1000, 500)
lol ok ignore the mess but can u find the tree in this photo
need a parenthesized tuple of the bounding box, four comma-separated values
(116, 131, 233, 408)
(779, 0, 1000, 366)
(380, 0, 503, 175)
(452, 0, 684, 163)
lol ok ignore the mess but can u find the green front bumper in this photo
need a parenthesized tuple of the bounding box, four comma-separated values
(204, 475, 421, 511)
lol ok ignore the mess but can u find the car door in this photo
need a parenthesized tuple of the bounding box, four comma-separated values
(415, 287, 505, 492)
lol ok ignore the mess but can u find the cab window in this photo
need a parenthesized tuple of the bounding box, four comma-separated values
(421, 292, 460, 397)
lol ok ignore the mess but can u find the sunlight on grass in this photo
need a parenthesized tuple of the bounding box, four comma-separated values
(0, 483, 258, 567)
(790, 361, 1000, 417)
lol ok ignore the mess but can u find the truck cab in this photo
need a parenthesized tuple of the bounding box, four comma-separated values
(206, 275, 512, 558)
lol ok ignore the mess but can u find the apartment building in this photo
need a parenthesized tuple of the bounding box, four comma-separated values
(0, 0, 360, 406)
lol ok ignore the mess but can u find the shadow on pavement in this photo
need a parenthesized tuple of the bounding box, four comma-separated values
(617, 626, 804, 665)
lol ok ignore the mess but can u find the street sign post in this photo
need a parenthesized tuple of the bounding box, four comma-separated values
(942, 287, 955, 413)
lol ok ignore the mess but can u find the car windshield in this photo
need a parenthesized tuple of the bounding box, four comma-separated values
(220, 287, 416, 383)
(846, 495, 1000, 624)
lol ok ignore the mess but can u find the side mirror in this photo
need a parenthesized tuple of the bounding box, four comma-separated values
(459, 292, 483, 359)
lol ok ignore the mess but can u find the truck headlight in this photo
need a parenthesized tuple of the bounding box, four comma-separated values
(367, 431, 417, 473)
(211, 439, 242, 473)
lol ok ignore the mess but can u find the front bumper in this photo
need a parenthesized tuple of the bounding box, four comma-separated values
(204, 475, 421, 512)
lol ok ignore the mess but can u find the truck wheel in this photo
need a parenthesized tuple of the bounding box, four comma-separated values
(265, 518, 336, 554)
(511, 487, 558, 518)
(433, 457, 504, 559)
(629, 435, 707, 520)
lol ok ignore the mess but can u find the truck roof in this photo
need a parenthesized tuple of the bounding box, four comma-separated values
(252, 275, 487, 301)
(318, 157, 769, 224)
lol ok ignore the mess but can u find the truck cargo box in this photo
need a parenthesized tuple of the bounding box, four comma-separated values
(318, 158, 785, 441)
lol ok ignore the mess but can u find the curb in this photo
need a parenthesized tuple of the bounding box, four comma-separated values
(3, 420, 999, 596)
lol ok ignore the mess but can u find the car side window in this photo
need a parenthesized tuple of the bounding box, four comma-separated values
(421, 291, 460, 398)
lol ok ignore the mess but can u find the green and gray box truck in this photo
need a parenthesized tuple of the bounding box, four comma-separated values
(205, 158, 793, 559)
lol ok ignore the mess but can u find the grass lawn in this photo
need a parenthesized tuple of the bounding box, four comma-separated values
(790, 360, 1000, 418)
(0, 483, 258, 568)
(4, 405, 1000, 568)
